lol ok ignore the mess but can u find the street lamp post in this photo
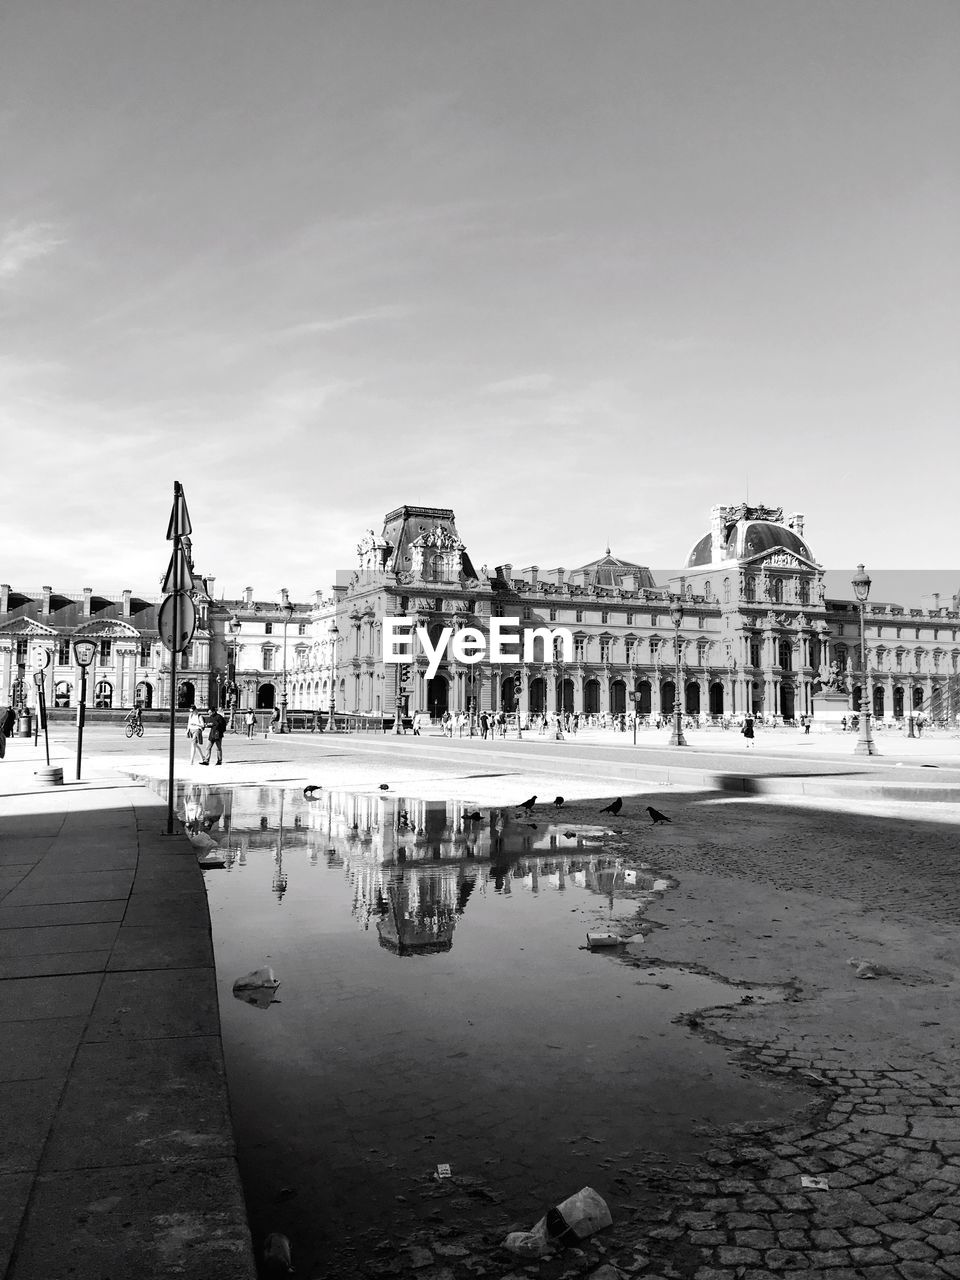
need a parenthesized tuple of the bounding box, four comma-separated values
(852, 564, 879, 756)
(668, 597, 687, 747)
(279, 599, 294, 733)
(228, 617, 241, 729)
(327, 622, 340, 732)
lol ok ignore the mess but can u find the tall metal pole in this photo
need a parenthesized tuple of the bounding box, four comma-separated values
(76, 666, 86, 781)
(852, 564, 878, 757)
(669, 602, 687, 747)
(280, 605, 291, 733)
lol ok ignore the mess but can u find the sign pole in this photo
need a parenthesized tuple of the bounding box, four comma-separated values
(76, 667, 86, 781)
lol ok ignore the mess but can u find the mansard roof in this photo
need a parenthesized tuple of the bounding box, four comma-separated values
(380, 505, 479, 580)
(572, 550, 657, 591)
(0, 593, 161, 633)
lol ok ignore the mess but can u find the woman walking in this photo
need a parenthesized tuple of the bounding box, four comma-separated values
(187, 705, 205, 765)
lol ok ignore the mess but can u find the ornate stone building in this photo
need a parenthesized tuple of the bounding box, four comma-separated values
(300, 502, 960, 727)
(3, 501, 958, 726)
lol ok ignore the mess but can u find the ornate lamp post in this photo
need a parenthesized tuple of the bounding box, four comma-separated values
(326, 622, 340, 732)
(852, 564, 878, 756)
(279, 599, 294, 733)
(228, 617, 241, 727)
(668, 596, 687, 747)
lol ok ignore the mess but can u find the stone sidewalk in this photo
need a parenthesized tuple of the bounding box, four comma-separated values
(0, 738, 256, 1279)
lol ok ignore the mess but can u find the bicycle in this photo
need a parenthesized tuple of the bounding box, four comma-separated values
(124, 715, 144, 739)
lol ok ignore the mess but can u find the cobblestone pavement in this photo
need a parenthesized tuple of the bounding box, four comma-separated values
(16, 731, 957, 1280)
(321, 789, 960, 1280)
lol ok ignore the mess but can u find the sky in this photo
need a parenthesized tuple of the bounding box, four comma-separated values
(2, 1, 958, 604)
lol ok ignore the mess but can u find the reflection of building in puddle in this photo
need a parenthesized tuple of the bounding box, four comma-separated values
(166, 786, 672, 938)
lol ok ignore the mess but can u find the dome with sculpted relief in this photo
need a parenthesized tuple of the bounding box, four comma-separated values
(685, 504, 815, 568)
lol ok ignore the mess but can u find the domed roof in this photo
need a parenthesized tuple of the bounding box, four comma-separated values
(574, 550, 656, 591)
(686, 516, 813, 567)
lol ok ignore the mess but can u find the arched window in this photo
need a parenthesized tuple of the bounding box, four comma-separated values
(723, 578, 731, 604)
(704, 581, 712, 601)
(799, 578, 810, 605)
(135, 681, 153, 708)
(771, 578, 783, 604)
(744, 576, 755, 602)
(55, 681, 72, 708)
(94, 680, 113, 709)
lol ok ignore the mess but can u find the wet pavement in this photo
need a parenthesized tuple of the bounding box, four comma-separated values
(2, 724, 959, 1279)
(147, 781, 809, 1276)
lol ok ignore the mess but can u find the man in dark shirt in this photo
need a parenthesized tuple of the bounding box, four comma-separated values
(203, 708, 228, 765)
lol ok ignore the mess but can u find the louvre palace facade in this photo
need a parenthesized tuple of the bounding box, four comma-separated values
(2, 503, 958, 728)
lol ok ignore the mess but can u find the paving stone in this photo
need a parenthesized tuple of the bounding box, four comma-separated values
(777, 1230, 808, 1249)
(937, 1257, 960, 1279)
(896, 1264, 947, 1280)
(889, 1240, 938, 1261)
(812, 1229, 847, 1248)
(734, 1231, 776, 1249)
(928, 1233, 960, 1254)
(688, 1230, 726, 1247)
(716, 1246, 761, 1266)
(763, 1247, 810, 1269)
(848, 1246, 896, 1266)
(845, 1226, 882, 1245)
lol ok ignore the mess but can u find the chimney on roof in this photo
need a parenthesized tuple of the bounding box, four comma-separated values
(499, 563, 512, 586)
(315, 589, 324, 607)
(122, 589, 131, 618)
(42, 586, 52, 614)
(205, 575, 215, 597)
(0, 584, 8, 615)
(244, 586, 253, 606)
(83, 587, 92, 617)
(281, 587, 290, 607)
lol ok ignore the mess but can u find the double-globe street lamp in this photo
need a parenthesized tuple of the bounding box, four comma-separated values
(278, 598, 294, 734)
(852, 564, 878, 756)
(668, 596, 687, 747)
(326, 622, 340, 732)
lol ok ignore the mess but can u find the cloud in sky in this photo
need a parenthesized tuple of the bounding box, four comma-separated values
(1, 1, 958, 597)
(0, 220, 63, 280)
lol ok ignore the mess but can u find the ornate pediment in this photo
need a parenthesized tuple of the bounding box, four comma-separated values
(73, 619, 143, 640)
(0, 618, 58, 637)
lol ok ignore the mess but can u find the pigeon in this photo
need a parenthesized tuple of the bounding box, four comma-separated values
(647, 806, 671, 824)
(599, 798, 623, 815)
(379, 783, 389, 790)
(553, 796, 565, 808)
(524, 822, 537, 829)
(303, 784, 322, 798)
(563, 830, 577, 838)
(465, 810, 482, 821)
(517, 795, 537, 813)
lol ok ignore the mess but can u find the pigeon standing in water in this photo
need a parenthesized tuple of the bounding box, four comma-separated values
(599, 798, 623, 815)
(553, 796, 565, 808)
(647, 806, 671, 825)
(517, 794, 537, 814)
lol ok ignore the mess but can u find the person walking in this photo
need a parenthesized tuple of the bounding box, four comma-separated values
(741, 715, 755, 748)
(245, 707, 256, 739)
(186, 705, 205, 765)
(203, 707, 227, 766)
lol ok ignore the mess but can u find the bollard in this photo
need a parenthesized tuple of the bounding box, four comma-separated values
(34, 766, 63, 786)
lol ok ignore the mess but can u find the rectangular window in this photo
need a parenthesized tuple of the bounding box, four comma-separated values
(574, 638, 585, 661)
(16, 638, 28, 664)
(601, 611, 609, 624)
(181, 644, 191, 669)
(57, 638, 71, 665)
(139, 641, 150, 664)
(749, 640, 760, 667)
(600, 640, 610, 662)
(99, 639, 112, 664)
(298, 623, 307, 635)
(522, 605, 531, 620)
(263, 649, 273, 671)
(650, 614, 659, 627)
(625, 612, 633, 625)
(625, 640, 635, 664)
(549, 607, 557, 622)
(575, 610, 583, 622)
(264, 622, 273, 635)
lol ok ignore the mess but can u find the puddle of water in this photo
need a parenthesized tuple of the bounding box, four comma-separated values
(146, 781, 807, 1274)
